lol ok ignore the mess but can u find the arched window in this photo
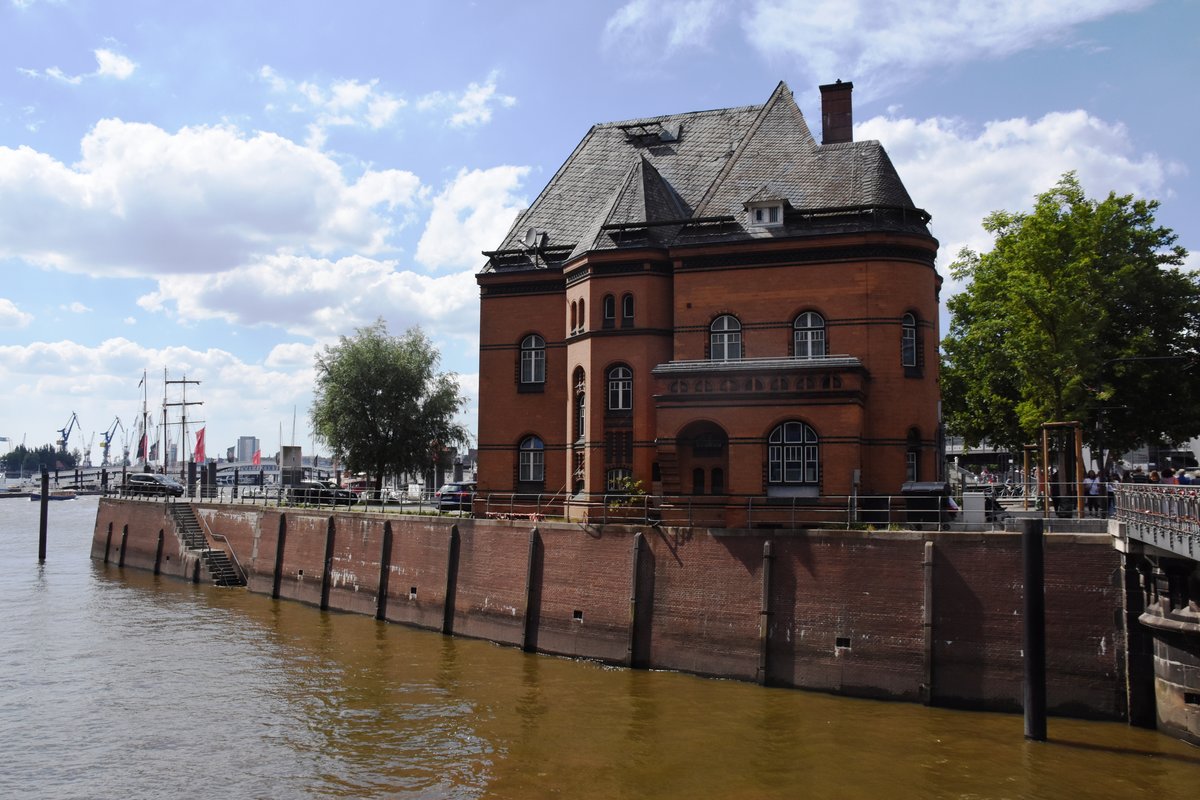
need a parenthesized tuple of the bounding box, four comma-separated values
(607, 365, 632, 411)
(578, 298, 586, 331)
(692, 467, 706, 495)
(603, 294, 616, 328)
(768, 422, 819, 485)
(710, 315, 742, 360)
(520, 334, 545, 384)
(794, 312, 826, 359)
(518, 436, 544, 483)
(574, 368, 587, 443)
(621, 294, 634, 326)
(569, 301, 577, 333)
(901, 313, 918, 367)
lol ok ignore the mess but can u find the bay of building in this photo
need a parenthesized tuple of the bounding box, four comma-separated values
(1, 492, 1197, 799)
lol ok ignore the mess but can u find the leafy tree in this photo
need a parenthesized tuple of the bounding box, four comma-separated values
(942, 173, 1199, 466)
(2, 443, 78, 475)
(311, 321, 469, 492)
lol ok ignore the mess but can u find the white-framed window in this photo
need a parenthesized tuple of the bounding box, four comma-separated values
(794, 312, 826, 359)
(906, 450, 919, 483)
(768, 422, 819, 485)
(606, 467, 633, 492)
(603, 294, 616, 327)
(607, 365, 632, 411)
(520, 334, 545, 384)
(901, 313, 918, 367)
(621, 293, 634, 325)
(519, 436, 545, 483)
(710, 315, 742, 360)
(749, 203, 784, 227)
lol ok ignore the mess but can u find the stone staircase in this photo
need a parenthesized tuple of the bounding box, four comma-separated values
(169, 503, 246, 587)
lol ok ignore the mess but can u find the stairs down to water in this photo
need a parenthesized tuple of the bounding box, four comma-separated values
(169, 503, 246, 588)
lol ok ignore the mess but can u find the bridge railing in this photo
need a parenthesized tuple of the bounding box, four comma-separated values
(1116, 484, 1200, 559)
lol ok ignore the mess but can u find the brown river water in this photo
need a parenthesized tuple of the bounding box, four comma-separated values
(1, 494, 1198, 799)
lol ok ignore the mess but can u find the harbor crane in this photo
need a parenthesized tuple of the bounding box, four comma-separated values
(101, 417, 125, 466)
(57, 412, 80, 453)
(83, 430, 96, 467)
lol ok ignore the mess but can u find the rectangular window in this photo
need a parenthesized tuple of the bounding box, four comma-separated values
(521, 349, 545, 383)
(906, 450, 918, 483)
(712, 333, 742, 360)
(519, 450, 544, 483)
(902, 328, 917, 367)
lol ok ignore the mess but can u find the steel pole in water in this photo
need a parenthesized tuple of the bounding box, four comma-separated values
(38, 466, 49, 561)
(1022, 517, 1047, 741)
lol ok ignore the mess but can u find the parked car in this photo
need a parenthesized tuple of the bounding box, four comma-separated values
(434, 481, 476, 511)
(290, 480, 358, 506)
(122, 473, 185, 497)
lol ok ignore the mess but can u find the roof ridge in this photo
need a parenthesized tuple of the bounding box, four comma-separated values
(693, 81, 811, 217)
(594, 102, 763, 130)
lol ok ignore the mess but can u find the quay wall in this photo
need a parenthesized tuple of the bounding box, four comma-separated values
(93, 499, 1127, 719)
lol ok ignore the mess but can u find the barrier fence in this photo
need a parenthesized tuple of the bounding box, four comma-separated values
(1116, 484, 1200, 559)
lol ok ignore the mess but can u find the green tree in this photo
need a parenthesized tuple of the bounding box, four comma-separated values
(942, 173, 1199, 465)
(310, 321, 469, 492)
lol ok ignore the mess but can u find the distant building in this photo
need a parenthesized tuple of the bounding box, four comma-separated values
(236, 436, 259, 463)
(476, 82, 941, 519)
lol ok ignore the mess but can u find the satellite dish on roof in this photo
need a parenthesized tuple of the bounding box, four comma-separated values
(523, 228, 546, 249)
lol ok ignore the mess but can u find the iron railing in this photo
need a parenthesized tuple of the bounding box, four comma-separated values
(1116, 484, 1199, 559)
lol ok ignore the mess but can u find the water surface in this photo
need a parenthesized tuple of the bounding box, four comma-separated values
(1, 495, 1197, 799)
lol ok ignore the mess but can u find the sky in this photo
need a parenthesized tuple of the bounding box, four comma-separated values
(1, 0, 1196, 467)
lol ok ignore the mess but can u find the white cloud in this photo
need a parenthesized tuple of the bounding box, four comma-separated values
(0, 297, 33, 328)
(0, 119, 422, 277)
(261, 68, 408, 141)
(857, 109, 1177, 279)
(602, 0, 725, 59)
(417, 72, 517, 128)
(21, 47, 137, 85)
(0, 336, 317, 458)
(94, 49, 137, 80)
(123, 316, 136, 325)
(742, 0, 1150, 98)
(63, 301, 92, 313)
(265, 342, 319, 368)
(137, 255, 481, 340)
(415, 166, 529, 271)
(855, 108, 1182, 340)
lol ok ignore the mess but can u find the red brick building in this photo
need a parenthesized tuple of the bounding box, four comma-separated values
(476, 82, 941, 516)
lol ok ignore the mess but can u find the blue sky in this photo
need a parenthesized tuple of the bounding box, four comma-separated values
(1, 0, 1196, 465)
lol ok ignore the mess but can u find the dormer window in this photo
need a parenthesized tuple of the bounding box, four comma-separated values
(749, 203, 784, 228)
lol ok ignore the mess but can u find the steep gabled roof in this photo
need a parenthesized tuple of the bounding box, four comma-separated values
(483, 82, 926, 272)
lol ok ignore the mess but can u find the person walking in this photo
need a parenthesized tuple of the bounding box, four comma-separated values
(1083, 469, 1102, 517)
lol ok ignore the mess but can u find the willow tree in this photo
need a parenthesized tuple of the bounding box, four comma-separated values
(311, 321, 468, 491)
(941, 173, 1199, 465)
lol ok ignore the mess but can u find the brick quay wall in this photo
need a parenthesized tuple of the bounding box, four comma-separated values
(93, 498, 1129, 720)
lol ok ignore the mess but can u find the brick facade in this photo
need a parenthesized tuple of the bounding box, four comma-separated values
(93, 499, 1129, 719)
(477, 83, 941, 514)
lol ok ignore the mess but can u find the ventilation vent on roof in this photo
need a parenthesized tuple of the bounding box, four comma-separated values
(618, 122, 682, 147)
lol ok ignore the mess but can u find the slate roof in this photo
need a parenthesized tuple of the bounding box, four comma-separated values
(483, 82, 928, 272)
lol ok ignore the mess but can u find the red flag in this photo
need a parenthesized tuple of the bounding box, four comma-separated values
(195, 427, 206, 463)
(137, 433, 147, 460)
(252, 449, 261, 466)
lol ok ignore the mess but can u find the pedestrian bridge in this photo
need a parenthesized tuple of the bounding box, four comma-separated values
(1118, 484, 1200, 560)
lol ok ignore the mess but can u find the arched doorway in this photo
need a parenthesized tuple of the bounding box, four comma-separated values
(677, 421, 729, 496)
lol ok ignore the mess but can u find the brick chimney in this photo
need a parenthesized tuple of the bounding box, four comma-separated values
(818, 80, 853, 145)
